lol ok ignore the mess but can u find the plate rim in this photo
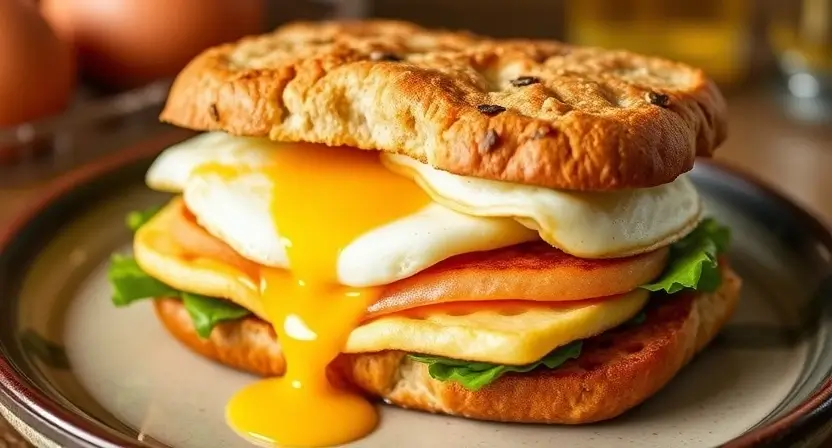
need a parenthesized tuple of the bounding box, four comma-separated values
(1, 132, 831, 448)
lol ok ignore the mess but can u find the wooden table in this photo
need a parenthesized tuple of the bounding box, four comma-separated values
(0, 88, 831, 446)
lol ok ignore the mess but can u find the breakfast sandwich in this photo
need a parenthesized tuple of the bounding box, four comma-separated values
(108, 20, 740, 447)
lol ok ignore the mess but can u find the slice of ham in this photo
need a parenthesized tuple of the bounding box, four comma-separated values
(371, 242, 667, 317)
(157, 198, 668, 318)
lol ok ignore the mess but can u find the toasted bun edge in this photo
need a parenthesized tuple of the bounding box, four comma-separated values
(158, 20, 727, 191)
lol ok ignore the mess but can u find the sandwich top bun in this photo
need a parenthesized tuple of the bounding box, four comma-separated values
(159, 20, 727, 191)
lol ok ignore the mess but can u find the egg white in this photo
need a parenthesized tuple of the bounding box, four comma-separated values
(381, 153, 702, 258)
(146, 132, 278, 193)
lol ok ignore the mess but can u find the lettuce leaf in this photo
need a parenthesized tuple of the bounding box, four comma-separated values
(125, 205, 162, 232)
(641, 218, 731, 294)
(409, 341, 582, 391)
(108, 254, 250, 338)
(113, 207, 250, 337)
(109, 254, 179, 306)
(182, 292, 251, 338)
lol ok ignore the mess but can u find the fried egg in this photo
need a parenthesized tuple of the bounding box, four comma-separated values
(146, 132, 538, 287)
(382, 153, 702, 258)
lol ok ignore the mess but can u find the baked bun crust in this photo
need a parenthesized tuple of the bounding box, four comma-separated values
(159, 20, 727, 191)
(153, 262, 741, 424)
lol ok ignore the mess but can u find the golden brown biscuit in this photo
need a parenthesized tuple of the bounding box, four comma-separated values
(159, 20, 728, 191)
(152, 262, 741, 423)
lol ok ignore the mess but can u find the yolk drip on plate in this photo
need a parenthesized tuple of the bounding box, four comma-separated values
(222, 143, 430, 447)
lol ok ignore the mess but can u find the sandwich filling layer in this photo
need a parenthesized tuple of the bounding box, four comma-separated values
(114, 132, 731, 368)
(111, 132, 731, 447)
(130, 199, 651, 364)
(134, 198, 668, 318)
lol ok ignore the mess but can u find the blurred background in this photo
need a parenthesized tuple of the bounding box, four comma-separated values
(0, 0, 830, 208)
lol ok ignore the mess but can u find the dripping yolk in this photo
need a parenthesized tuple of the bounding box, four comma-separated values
(223, 143, 430, 447)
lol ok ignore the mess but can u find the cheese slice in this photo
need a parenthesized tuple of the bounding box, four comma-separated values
(347, 291, 647, 365)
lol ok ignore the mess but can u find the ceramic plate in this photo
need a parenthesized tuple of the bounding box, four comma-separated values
(1, 132, 832, 448)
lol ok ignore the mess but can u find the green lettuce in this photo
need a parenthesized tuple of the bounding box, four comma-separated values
(409, 341, 582, 391)
(108, 254, 250, 338)
(182, 292, 250, 338)
(109, 254, 179, 306)
(110, 206, 250, 338)
(125, 205, 162, 232)
(641, 218, 730, 294)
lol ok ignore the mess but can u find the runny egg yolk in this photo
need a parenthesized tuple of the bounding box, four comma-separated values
(221, 143, 430, 447)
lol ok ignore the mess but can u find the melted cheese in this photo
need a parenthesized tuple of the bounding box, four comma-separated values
(349, 291, 647, 364)
(382, 152, 703, 258)
(224, 143, 429, 446)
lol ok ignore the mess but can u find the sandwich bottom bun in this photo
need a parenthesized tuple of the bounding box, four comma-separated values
(153, 262, 741, 424)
